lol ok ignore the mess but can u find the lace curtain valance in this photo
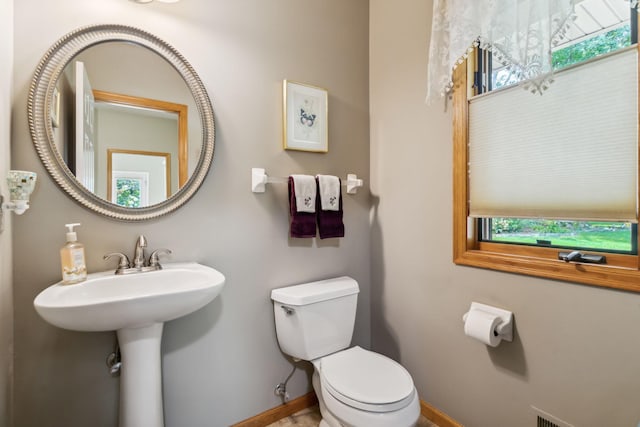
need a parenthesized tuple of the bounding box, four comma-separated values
(426, 0, 637, 104)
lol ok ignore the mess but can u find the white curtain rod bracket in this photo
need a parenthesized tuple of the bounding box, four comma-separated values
(251, 168, 363, 194)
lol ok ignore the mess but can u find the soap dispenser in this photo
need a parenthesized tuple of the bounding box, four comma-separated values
(60, 223, 87, 284)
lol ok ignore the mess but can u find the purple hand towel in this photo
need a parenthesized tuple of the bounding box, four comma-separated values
(288, 177, 316, 238)
(316, 177, 345, 239)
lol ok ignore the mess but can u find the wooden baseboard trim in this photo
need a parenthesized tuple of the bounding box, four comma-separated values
(230, 392, 461, 427)
(230, 392, 318, 427)
(421, 400, 463, 427)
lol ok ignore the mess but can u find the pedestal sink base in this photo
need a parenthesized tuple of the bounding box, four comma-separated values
(118, 323, 164, 427)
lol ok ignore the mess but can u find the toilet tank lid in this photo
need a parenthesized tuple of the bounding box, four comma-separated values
(271, 276, 359, 306)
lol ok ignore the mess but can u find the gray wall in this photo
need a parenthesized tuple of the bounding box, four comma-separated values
(369, 1, 640, 426)
(0, 0, 14, 425)
(12, 1, 369, 426)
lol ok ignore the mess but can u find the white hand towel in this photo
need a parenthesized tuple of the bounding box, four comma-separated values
(317, 175, 341, 211)
(290, 174, 316, 213)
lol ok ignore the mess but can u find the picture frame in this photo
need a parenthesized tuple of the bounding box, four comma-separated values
(283, 80, 328, 152)
(51, 86, 61, 128)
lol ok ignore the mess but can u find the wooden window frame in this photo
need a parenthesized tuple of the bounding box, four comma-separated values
(452, 44, 640, 293)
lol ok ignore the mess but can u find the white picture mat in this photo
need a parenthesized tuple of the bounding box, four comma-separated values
(284, 80, 328, 152)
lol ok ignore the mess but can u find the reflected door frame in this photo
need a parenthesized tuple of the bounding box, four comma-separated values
(107, 148, 171, 204)
(94, 89, 188, 187)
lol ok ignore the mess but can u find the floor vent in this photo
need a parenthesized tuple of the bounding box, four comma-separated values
(537, 415, 560, 427)
(532, 406, 574, 427)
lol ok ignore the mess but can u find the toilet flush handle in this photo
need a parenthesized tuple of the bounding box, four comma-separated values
(281, 305, 295, 315)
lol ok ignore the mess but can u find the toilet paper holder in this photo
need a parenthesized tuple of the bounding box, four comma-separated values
(462, 302, 513, 342)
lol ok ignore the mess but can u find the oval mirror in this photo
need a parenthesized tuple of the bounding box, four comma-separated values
(28, 25, 215, 221)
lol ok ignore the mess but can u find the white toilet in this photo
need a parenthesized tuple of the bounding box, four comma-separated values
(271, 276, 420, 427)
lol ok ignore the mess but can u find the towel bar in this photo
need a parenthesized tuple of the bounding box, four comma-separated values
(251, 168, 364, 194)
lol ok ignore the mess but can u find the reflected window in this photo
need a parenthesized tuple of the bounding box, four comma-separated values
(112, 171, 149, 208)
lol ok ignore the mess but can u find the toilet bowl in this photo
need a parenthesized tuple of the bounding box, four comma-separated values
(271, 277, 420, 427)
(312, 346, 420, 427)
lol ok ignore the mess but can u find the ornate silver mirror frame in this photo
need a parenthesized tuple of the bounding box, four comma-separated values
(28, 24, 215, 221)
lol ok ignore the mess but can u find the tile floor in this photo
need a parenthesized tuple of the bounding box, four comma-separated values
(265, 405, 438, 427)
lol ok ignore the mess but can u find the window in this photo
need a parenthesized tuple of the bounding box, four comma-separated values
(485, 219, 637, 255)
(490, 3, 636, 91)
(453, 7, 640, 292)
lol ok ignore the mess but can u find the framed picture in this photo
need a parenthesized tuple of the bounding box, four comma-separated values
(51, 86, 61, 128)
(283, 80, 328, 152)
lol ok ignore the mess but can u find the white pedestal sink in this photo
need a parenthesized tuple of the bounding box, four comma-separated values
(33, 262, 225, 427)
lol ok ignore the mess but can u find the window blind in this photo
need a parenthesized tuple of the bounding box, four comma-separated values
(468, 47, 638, 222)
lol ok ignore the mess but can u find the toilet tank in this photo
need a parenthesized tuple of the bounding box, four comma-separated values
(271, 276, 359, 361)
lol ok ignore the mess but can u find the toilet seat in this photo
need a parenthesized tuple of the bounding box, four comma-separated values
(317, 346, 415, 413)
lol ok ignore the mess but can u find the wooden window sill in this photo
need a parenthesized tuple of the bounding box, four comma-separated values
(455, 246, 640, 293)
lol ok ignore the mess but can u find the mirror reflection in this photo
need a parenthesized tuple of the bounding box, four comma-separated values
(52, 41, 202, 208)
(108, 149, 171, 207)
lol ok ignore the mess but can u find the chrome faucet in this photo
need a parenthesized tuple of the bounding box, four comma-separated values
(133, 235, 147, 269)
(104, 235, 172, 275)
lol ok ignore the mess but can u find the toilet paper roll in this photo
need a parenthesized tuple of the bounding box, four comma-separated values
(463, 309, 502, 347)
